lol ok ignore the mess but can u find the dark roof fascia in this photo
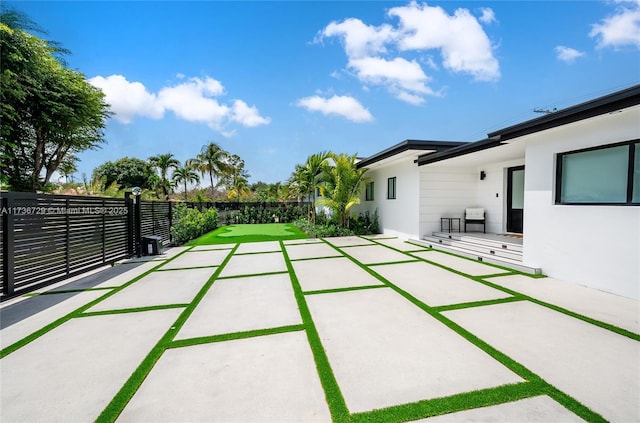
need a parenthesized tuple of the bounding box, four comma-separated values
(356, 140, 467, 168)
(488, 84, 640, 142)
(416, 138, 500, 166)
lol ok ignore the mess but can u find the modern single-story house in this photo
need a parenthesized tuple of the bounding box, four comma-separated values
(354, 84, 640, 299)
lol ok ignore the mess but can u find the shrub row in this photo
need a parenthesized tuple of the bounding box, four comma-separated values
(226, 204, 307, 224)
(171, 203, 218, 245)
(294, 210, 379, 238)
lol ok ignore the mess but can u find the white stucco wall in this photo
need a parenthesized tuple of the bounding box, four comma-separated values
(522, 105, 640, 299)
(356, 158, 420, 239)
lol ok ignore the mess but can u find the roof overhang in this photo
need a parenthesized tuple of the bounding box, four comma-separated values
(418, 84, 640, 167)
(357, 139, 468, 169)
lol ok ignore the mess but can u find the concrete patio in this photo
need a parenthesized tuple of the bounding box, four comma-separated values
(1, 236, 638, 422)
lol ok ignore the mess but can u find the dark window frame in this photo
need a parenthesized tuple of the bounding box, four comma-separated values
(555, 139, 639, 206)
(387, 177, 396, 200)
(365, 181, 374, 201)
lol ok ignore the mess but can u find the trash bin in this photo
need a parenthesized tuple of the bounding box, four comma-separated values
(141, 235, 162, 256)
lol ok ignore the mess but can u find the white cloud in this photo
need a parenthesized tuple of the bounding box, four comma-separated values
(555, 46, 586, 63)
(478, 7, 497, 24)
(389, 2, 500, 81)
(590, 0, 640, 49)
(89, 75, 270, 132)
(296, 95, 373, 122)
(88, 75, 164, 124)
(320, 18, 395, 59)
(348, 56, 434, 103)
(231, 100, 272, 127)
(317, 1, 499, 105)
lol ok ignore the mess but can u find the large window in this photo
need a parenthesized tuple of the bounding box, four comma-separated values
(365, 181, 374, 201)
(387, 177, 396, 200)
(556, 140, 639, 205)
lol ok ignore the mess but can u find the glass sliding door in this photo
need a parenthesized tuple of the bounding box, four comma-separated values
(507, 166, 525, 233)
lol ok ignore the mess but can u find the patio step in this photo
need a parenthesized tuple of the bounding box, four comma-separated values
(424, 234, 522, 261)
(412, 234, 542, 275)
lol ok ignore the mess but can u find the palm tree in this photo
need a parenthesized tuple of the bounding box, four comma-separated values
(221, 154, 251, 202)
(149, 153, 180, 200)
(190, 142, 228, 203)
(172, 165, 200, 201)
(317, 153, 369, 228)
(292, 151, 329, 223)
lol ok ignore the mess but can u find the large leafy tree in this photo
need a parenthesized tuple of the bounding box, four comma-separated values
(92, 157, 158, 190)
(172, 165, 200, 201)
(317, 153, 369, 228)
(189, 142, 228, 203)
(0, 12, 109, 192)
(149, 153, 180, 200)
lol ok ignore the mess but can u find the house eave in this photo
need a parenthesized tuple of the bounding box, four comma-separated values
(357, 139, 467, 169)
(488, 84, 640, 142)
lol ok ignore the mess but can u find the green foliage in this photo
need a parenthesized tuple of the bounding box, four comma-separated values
(0, 19, 109, 192)
(189, 142, 228, 202)
(317, 152, 369, 228)
(293, 209, 379, 237)
(170, 204, 218, 245)
(148, 153, 180, 200)
(92, 157, 157, 190)
(172, 165, 200, 201)
(229, 204, 306, 224)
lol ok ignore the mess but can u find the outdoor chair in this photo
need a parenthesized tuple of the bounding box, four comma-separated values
(464, 208, 486, 233)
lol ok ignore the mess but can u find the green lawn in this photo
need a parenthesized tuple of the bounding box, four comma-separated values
(187, 223, 309, 245)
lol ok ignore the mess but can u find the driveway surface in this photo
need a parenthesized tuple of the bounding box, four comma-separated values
(1, 236, 638, 422)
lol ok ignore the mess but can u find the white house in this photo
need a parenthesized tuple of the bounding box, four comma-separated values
(354, 85, 640, 299)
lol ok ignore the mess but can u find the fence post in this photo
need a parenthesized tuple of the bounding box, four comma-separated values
(2, 194, 15, 296)
(134, 196, 142, 257)
(168, 201, 173, 244)
(152, 201, 156, 234)
(65, 198, 70, 274)
(125, 192, 134, 257)
(102, 198, 106, 262)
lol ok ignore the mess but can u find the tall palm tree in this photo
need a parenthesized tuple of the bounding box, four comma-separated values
(172, 165, 200, 201)
(221, 154, 251, 202)
(317, 153, 369, 228)
(298, 151, 330, 223)
(190, 142, 228, 203)
(148, 153, 180, 200)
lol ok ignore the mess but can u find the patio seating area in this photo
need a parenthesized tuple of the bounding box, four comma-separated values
(1, 236, 638, 422)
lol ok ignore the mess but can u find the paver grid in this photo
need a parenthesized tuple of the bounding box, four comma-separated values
(1, 234, 638, 423)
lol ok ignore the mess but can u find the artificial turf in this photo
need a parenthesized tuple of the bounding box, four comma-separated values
(187, 223, 308, 245)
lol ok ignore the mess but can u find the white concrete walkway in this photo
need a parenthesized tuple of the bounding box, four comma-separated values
(1, 236, 638, 422)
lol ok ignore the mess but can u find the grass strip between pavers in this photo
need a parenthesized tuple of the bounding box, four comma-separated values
(303, 284, 388, 296)
(166, 324, 305, 349)
(349, 381, 542, 423)
(0, 247, 195, 359)
(289, 255, 344, 262)
(324, 239, 607, 422)
(96, 243, 240, 423)
(78, 303, 189, 318)
(432, 296, 526, 313)
(280, 240, 351, 423)
(216, 270, 289, 280)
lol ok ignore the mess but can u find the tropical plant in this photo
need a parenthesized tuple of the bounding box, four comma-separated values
(317, 153, 369, 228)
(172, 165, 200, 201)
(58, 156, 78, 183)
(189, 142, 228, 203)
(92, 157, 158, 190)
(290, 151, 330, 222)
(222, 154, 251, 202)
(149, 153, 180, 200)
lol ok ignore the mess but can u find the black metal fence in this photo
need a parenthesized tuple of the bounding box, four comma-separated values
(0, 192, 309, 300)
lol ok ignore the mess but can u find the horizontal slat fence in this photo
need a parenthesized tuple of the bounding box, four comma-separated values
(1, 192, 310, 300)
(1, 192, 130, 299)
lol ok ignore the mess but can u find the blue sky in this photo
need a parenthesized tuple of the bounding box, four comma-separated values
(9, 0, 640, 185)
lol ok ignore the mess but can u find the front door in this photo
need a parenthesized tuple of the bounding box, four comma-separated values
(507, 166, 524, 233)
